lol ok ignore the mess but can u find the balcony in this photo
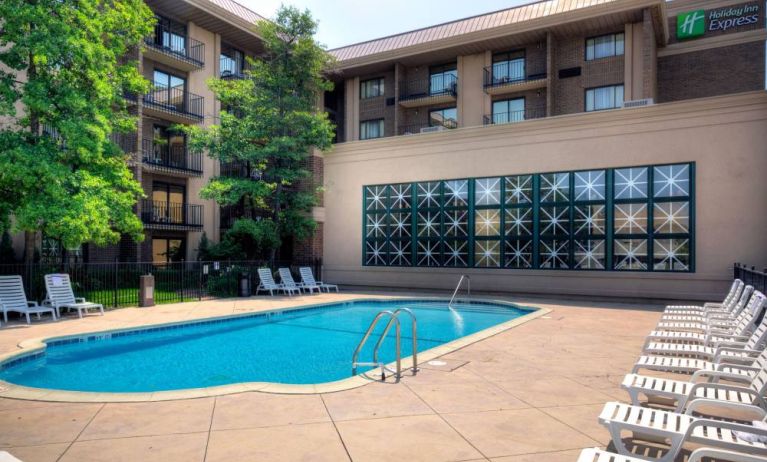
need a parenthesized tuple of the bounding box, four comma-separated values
(144, 25, 204, 71)
(398, 120, 458, 136)
(483, 63, 547, 96)
(140, 199, 203, 231)
(143, 85, 204, 123)
(111, 132, 138, 154)
(483, 108, 547, 126)
(219, 57, 249, 80)
(142, 139, 202, 177)
(398, 75, 458, 108)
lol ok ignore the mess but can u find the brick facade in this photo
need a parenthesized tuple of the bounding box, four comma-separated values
(292, 222, 323, 262)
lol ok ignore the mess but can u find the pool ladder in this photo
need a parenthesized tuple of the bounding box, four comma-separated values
(449, 275, 471, 308)
(351, 308, 418, 380)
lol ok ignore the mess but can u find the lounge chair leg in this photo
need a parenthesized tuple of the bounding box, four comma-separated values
(25, 313, 30, 324)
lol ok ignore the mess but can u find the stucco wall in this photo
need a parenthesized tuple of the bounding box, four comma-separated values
(322, 91, 767, 301)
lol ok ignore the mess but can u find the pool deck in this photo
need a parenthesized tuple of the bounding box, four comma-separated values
(0, 290, 668, 462)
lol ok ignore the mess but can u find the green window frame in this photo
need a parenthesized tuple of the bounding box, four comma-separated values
(362, 162, 694, 272)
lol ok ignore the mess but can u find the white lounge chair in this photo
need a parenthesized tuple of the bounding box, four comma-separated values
(659, 284, 754, 324)
(654, 287, 757, 332)
(255, 268, 299, 296)
(599, 401, 767, 462)
(664, 279, 744, 314)
(622, 359, 767, 415)
(578, 447, 767, 462)
(299, 267, 337, 293)
(278, 267, 318, 294)
(643, 310, 767, 361)
(633, 341, 767, 376)
(0, 275, 56, 323)
(43, 273, 103, 318)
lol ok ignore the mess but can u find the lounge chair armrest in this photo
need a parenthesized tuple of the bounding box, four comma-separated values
(711, 340, 748, 350)
(685, 399, 766, 420)
(27, 301, 39, 307)
(690, 448, 767, 462)
(685, 415, 767, 438)
(705, 331, 747, 343)
(715, 347, 763, 358)
(690, 370, 753, 384)
(75, 297, 86, 303)
(716, 363, 761, 374)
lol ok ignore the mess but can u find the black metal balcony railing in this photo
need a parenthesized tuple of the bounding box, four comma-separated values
(145, 25, 205, 67)
(111, 132, 137, 153)
(399, 74, 458, 101)
(483, 108, 547, 125)
(398, 121, 458, 136)
(140, 200, 202, 228)
(142, 139, 202, 174)
(143, 85, 204, 120)
(483, 63, 547, 88)
(219, 57, 248, 80)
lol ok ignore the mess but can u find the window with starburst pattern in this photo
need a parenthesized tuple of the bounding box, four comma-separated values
(363, 162, 693, 272)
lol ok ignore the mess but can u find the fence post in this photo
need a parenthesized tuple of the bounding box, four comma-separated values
(113, 259, 119, 309)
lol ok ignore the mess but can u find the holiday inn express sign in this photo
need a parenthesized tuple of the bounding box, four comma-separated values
(677, 3, 761, 40)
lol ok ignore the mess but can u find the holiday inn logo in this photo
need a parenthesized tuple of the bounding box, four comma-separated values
(677, 9, 706, 39)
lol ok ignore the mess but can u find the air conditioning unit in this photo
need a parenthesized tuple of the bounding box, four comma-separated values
(420, 126, 446, 134)
(623, 98, 654, 108)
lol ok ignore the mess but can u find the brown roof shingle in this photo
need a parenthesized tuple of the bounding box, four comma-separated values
(329, 0, 618, 61)
(205, 0, 266, 25)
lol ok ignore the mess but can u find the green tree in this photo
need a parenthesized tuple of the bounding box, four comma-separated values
(185, 6, 334, 262)
(0, 0, 155, 262)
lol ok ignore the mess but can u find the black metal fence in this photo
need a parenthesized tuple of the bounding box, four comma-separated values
(734, 263, 767, 294)
(0, 259, 322, 310)
(145, 24, 205, 67)
(140, 200, 203, 228)
(142, 139, 203, 174)
(144, 85, 204, 120)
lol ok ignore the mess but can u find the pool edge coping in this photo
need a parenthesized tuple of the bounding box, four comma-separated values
(0, 297, 550, 402)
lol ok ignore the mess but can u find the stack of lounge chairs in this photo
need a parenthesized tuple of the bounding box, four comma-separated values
(578, 279, 767, 462)
(255, 267, 338, 296)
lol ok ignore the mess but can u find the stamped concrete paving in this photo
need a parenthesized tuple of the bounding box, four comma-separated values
(0, 291, 665, 462)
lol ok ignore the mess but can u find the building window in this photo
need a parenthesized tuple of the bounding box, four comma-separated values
(363, 162, 694, 272)
(585, 85, 624, 112)
(429, 64, 457, 96)
(154, 15, 187, 55)
(152, 238, 185, 263)
(220, 45, 244, 77)
(491, 98, 525, 124)
(360, 119, 384, 140)
(586, 33, 625, 60)
(360, 78, 384, 99)
(492, 50, 525, 83)
(429, 107, 457, 128)
(152, 182, 186, 224)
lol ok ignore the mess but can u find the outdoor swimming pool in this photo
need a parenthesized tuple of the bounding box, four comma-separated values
(0, 299, 534, 393)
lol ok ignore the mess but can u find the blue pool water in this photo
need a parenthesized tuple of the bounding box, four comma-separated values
(0, 299, 532, 392)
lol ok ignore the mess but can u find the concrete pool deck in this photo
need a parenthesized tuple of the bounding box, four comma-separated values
(0, 290, 667, 462)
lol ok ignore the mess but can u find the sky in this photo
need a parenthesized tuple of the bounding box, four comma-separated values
(238, 0, 536, 49)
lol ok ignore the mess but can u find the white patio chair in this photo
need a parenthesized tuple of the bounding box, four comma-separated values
(0, 275, 56, 323)
(578, 447, 767, 462)
(255, 268, 299, 296)
(598, 401, 767, 462)
(278, 268, 316, 294)
(654, 286, 756, 332)
(43, 273, 103, 318)
(633, 341, 767, 377)
(664, 279, 744, 314)
(299, 267, 337, 293)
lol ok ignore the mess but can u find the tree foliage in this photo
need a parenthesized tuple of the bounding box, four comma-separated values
(0, 0, 154, 251)
(185, 6, 334, 260)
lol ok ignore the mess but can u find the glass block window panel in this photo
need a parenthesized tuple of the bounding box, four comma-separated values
(389, 240, 412, 266)
(539, 206, 569, 235)
(444, 209, 469, 237)
(475, 178, 502, 206)
(388, 212, 411, 238)
(573, 239, 606, 270)
(416, 211, 441, 238)
(614, 167, 648, 200)
(475, 240, 501, 268)
(614, 239, 648, 271)
(444, 180, 469, 207)
(540, 173, 570, 203)
(653, 202, 689, 234)
(365, 185, 388, 211)
(614, 204, 648, 235)
(366, 213, 387, 239)
(365, 240, 387, 266)
(505, 175, 533, 205)
(654, 164, 690, 198)
(389, 184, 411, 210)
(574, 205, 606, 236)
(539, 239, 570, 269)
(475, 209, 501, 237)
(416, 240, 440, 267)
(505, 208, 533, 237)
(444, 240, 469, 267)
(417, 182, 441, 209)
(505, 239, 533, 269)
(653, 239, 690, 271)
(573, 170, 606, 201)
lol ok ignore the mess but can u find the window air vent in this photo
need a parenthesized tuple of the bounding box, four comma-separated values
(623, 98, 654, 108)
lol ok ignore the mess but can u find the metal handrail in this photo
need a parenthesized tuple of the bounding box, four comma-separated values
(449, 275, 471, 307)
(352, 310, 400, 377)
(373, 308, 418, 376)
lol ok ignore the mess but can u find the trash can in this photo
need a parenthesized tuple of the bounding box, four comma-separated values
(139, 274, 155, 307)
(239, 272, 251, 297)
